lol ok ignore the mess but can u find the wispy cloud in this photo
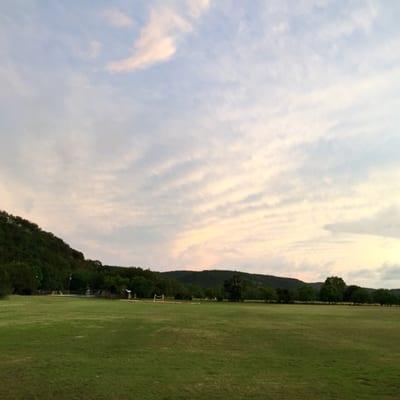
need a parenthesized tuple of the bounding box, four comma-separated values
(88, 40, 102, 59)
(107, 1, 211, 73)
(187, 0, 211, 18)
(318, 2, 377, 40)
(347, 264, 400, 289)
(101, 8, 134, 28)
(325, 206, 400, 240)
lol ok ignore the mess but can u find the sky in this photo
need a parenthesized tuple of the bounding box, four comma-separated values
(1, 0, 400, 288)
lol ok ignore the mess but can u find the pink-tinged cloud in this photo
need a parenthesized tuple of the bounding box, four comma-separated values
(107, 2, 210, 73)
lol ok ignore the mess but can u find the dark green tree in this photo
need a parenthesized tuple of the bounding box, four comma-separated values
(223, 274, 245, 302)
(297, 285, 317, 302)
(188, 284, 204, 299)
(69, 269, 94, 293)
(7, 262, 42, 295)
(174, 287, 193, 300)
(0, 265, 11, 298)
(373, 289, 397, 306)
(102, 275, 129, 295)
(344, 285, 360, 302)
(204, 287, 217, 299)
(276, 288, 295, 303)
(319, 276, 346, 303)
(350, 287, 371, 304)
(262, 287, 277, 302)
(129, 276, 154, 298)
(40, 265, 65, 292)
(243, 283, 264, 300)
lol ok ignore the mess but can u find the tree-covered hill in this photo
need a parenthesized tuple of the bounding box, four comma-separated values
(161, 269, 321, 290)
(0, 210, 88, 289)
(0, 211, 85, 266)
(0, 210, 178, 296)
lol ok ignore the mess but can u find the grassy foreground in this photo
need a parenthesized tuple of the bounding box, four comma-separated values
(0, 297, 399, 400)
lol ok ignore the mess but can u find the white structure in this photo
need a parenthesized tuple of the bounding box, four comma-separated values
(153, 294, 165, 302)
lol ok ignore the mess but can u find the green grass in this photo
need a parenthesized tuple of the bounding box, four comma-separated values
(0, 297, 399, 399)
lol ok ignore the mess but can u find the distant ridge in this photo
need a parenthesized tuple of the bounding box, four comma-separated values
(161, 269, 323, 290)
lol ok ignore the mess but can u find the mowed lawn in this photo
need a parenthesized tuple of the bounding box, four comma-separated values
(0, 297, 399, 400)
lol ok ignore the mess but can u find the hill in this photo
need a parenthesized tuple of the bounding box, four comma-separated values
(0, 210, 86, 266)
(161, 269, 322, 290)
(0, 210, 169, 295)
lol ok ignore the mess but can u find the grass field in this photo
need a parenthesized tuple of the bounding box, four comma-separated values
(0, 297, 399, 400)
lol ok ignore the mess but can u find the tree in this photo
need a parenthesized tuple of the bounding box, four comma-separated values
(69, 269, 94, 293)
(188, 284, 204, 299)
(223, 274, 245, 302)
(344, 285, 360, 302)
(204, 288, 217, 299)
(0, 265, 11, 299)
(262, 287, 277, 302)
(297, 285, 317, 302)
(350, 287, 371, 304)
(7, 262, 42, 295)
(243, 284, 264, 300)
(276, 288, 295, 303)
(373, 289, 397, 306)
(40, 265, 65, 292)
(129, 276, 155, 298)
(215, 287, 224, 302)
(174, 288, 193, 300)
(319, 276, 346, 303)
(102, 275, 129, 296)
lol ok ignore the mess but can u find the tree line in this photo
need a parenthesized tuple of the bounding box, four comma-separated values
(222, 274, 400, 305)
(0, 261, 195, 299)
(1, 263, 399, 306)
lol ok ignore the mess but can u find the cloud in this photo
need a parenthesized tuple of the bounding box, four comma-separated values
(347, 264, 400, 289)
(325, 206, 400, 240)
(102, 8, 133, 28)
(187, 0, 211, 18)
(107, 1, 210, 73)
(88, 40, 102, 59)
(379, 264, 400, 281)
(318, 2, 377, 40)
